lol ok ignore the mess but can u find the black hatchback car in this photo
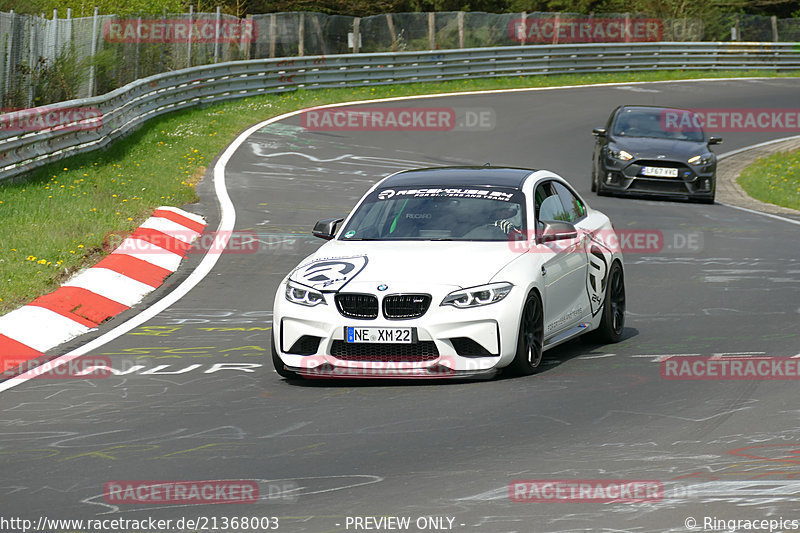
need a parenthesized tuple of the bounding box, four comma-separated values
(592, 106, 722, 203)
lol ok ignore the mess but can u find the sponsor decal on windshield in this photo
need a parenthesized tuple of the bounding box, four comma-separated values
(290, 255, 368, 292)
(377, 188, 514, 201)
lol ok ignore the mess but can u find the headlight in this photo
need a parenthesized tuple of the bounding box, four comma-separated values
(688, 154, 711, 165)
(608, 148, 633, 161)
(441, 282, 513, 308)
(285, 281, 326, 307)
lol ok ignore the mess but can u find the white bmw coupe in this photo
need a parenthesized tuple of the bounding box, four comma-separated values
(272, 166, 625, 379)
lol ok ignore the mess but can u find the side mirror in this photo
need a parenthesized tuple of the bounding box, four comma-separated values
(708, 136, 723, 145)
(538, 220, 578, 243)
(592, 128, 607, 137)
(312, 217, 344, 240)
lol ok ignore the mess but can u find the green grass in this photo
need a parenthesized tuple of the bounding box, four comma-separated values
(1, 68, 799, 314)
(738, 149, 800, 211)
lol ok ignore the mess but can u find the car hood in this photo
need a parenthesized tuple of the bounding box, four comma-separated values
(289, 240, 525, 292)
(610, 136, 709, 160)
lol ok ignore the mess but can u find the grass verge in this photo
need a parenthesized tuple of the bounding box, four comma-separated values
(1, 69, 799, 314)
(737, 148, 800, 211)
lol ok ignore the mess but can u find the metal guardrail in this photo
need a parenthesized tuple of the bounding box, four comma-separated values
(1, 41, 799, 182)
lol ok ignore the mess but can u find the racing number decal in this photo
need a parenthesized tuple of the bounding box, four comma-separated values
(587, 243, 610, 316)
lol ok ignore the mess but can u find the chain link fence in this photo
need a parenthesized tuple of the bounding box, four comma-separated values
(0, 9, 797, 109)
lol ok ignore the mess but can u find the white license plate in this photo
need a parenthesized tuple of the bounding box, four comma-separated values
(345, 327, 416, 344)
(641, 166, 679, 178)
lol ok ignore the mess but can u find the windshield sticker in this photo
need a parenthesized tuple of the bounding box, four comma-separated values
(344, 230, 356, 239)
(377, 188, 514, 202)
(291, 255, 368, 292)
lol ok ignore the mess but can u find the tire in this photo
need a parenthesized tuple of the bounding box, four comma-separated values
(586, 261, 625, 343)
(595, 175, 608, 196)
(272, 335, 301, 380)
(507, 291, 545, 376)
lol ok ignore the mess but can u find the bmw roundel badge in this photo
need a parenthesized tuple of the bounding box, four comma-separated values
(377, 284, 388, 291)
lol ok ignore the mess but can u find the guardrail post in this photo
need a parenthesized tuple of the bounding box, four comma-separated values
(52, 9, 58, 60)
(520, 12, 526, 45)
(269, 13, 276, 58)
(134, 14, 140, 79)
(242, 14, 253, 59)
(4, 10, 15, 108)
(352, 17, 360, 54)
(771, 16, 778, 42)
(457, 11, 464, 48)
(89, 7, 98, 97)
(27, 16, 35, 107)
(159, 8, 167, 71)
(298, 12, 305, 56)
(428, 12, 435, 49)
(311, 14, 325, 54)
(387, 13, 397, 52)
(187, 5, 193, 67)
(553, 13, 560, 45)
(66, 8, 72, 54)
(624, 12, 631, 43)
(214, 6, 221, 63)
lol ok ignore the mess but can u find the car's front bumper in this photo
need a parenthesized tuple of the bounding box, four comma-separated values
(599, 157, 715, 200)
(273, 281, 524, 378)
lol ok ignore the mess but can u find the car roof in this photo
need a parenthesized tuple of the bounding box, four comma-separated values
(380, 166, 536, 190)
(616, 105, 692, 115)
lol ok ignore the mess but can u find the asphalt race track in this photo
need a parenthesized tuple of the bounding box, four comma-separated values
(2, 78, 800, 533)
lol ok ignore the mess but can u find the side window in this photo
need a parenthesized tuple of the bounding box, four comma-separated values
(553, 182, 586, 223)
(534, 182, 570, 225)
(607, 110, 618, 131)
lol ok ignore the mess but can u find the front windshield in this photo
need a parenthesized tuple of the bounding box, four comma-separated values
(613, 109, 705, 142)
(340, 186, 526, 241)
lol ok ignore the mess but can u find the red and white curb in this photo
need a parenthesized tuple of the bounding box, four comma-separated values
(0, 206, 206, 372)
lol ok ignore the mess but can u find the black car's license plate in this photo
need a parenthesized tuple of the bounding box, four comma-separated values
(641, 166, 679, 178)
